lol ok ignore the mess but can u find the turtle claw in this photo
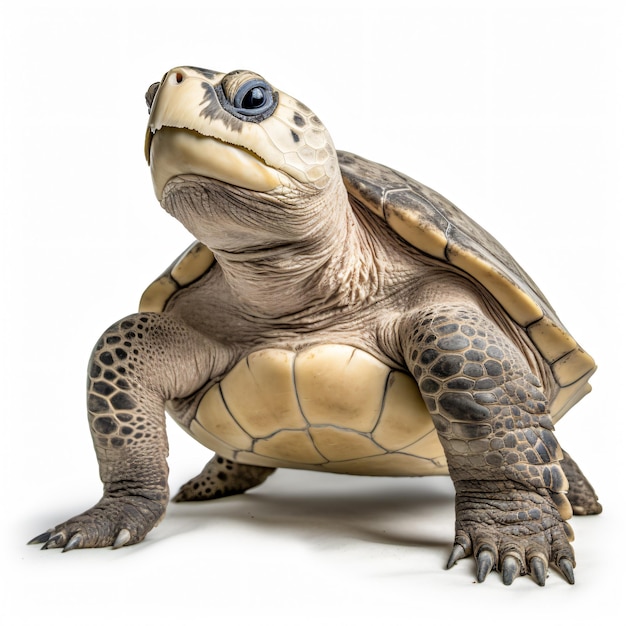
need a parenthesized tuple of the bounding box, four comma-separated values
(62, 533, 83, 552)
(558, 558, 575, 585)
(476, 549, 495, 583)
(446, 543, 468, 569)
(530, 556, 547, 586)
(41, 532, 66, 550)
(27, 529, 54, 545)
(502, 556, 521, 586)
(113, 528, 131, 549)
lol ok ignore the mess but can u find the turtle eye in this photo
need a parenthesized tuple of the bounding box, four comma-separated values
(233, 80, 274, 115)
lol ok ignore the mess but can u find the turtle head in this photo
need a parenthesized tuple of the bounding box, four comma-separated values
(145, 67, 339, 203)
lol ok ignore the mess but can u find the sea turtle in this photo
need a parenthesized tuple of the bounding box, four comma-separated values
(31, 66, 602, 586)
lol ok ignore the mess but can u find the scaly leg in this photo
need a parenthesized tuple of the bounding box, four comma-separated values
(30, 312, 220, 550)
(401, 284, 578, 585)
(174, 455, 275, 502)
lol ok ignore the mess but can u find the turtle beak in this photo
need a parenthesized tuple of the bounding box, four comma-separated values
(144, 67, 282, 201)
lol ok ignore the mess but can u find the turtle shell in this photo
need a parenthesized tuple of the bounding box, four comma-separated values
(140, 150, 595, 421)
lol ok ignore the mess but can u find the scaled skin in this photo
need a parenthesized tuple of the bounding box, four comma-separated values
(31, 67, 601, 586)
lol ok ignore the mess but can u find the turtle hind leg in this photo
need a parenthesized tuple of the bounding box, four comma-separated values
(560, 449, 602, 515)
(173, 455, 275, 502)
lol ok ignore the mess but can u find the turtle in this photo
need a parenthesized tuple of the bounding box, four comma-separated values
(30, 65, 602, 586)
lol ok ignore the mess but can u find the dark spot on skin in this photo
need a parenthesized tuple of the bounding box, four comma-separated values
(486, 345, 504, 359)
(447, 378, 474, 390)
(420, 378, 440, 394)
(524, 429, 538, 445)
(420, 349, 439, 365)
(439, 392, 491, 421)
(525, 373, 542, 387)
(115, 348, 128, 360)
(217, 472, 227, 481)
(90, 363, 102, 378)
(474, 378, 496, 390)
(538, 429, 559, 456)
(436, 335, 470, 351)
(94, 416, 117, 434)
(293, 112, 305, 127)
(505, 452, 520, 464)
(437, 323, 459, 335)
(111, 392, 136, 410)
(474, 392, 497, 404)
(486, 452, 504, 466)
(88, 394, 109, 413)
(431, 355, 464, 378)
(525, 449, 541, 464)
(121, 426, 133, 435)
(104, 370, 116, 381)
(106, 336, 121, 345)
(465, 350, 485, 362)
(503, 433, 518, 448)
(484, 360, 503, 377)
(111, 437, 125, 447)
(472, 338, 487, 350)
(450, 422, 492, 439)
(290, 130, 300, 143)
(538, 416, 553, 430)
(121, 320, 134, 330)
(93, 381, 116, 396)
(117, 413, 133, 422)
(411, 350, 418, 361)
(550, 466, 566, 491)
(99, 352, 114, 366)
(117, 367, 127, 375)
(117, 379, 131, 390)
(461, 325, 476, 337)
(463, 363, 484, 378)
(528, 508, 541, 521)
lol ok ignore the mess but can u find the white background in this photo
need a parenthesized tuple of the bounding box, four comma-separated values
(1, 0, 624, 623)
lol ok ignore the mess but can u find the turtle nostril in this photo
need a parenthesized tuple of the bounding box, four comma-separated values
(175, 72, 184, 84)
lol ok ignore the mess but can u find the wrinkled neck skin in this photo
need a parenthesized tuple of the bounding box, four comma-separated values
(161, 175, 382, 321)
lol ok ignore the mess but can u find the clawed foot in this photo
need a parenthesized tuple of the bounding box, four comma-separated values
(28, 494, 166, 551)
(446, 488, 576, 585)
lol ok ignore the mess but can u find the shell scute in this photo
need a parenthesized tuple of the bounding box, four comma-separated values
(338, 151, 595, 419)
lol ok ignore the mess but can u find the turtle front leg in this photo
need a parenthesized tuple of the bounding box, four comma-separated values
(401, 295, 576, 586)
(30, 312, 218, 551)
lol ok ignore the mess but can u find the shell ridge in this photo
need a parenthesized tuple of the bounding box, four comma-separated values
(337, 150, 595, 409)
(218, 382, 254, 439)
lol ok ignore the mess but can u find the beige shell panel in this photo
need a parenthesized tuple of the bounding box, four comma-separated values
(139, 241, 215, 313)
(338, 151, 596, 421)
(190, 345, 448, 477)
